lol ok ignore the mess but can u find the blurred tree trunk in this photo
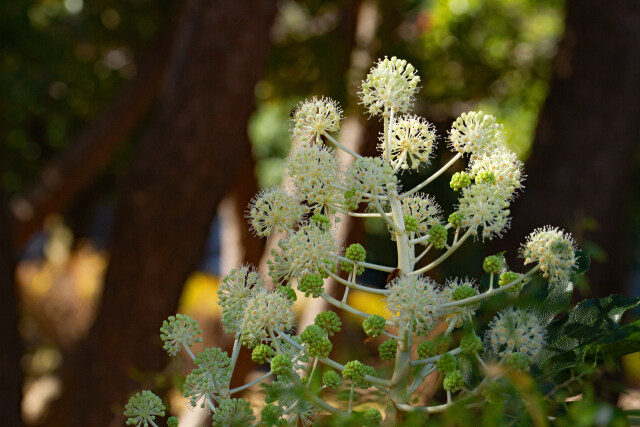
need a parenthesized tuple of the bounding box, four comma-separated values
(504, 0, 640, 298)
(0, 192, 21, 426)
(49, 1, 277, 425)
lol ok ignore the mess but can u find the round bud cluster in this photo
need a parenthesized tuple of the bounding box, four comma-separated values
(314, 311, 341, 336)
(301, 325, 333, 358)
(437, 335, 452, 353)
(484, 308, 546, 365)
(363, 408, 383, 427)
(287, 144, 341, 209)
(442, 278, 480, 327)
(483, 255, 504, 274)
(520, 226, 577, 283)
(212, 398, 255, 427)
(448, 111, 503, 160)
(277, 285, 297, 301)
(292, 96, 342, 141)
(360, 56, 420, 117)
(160, 313, 203, 357)
(341, 243, 366, 275)
(443, 370, 465, 393)
(343, 360, 375, 388)
(385, 275, 443, 335)
(450, 171, 471, 191)
(322, 370, 342, 389)
(469, 145, 524, 198)
(506, 352, 530, 371)
(261, 403, 283, 427)
(460, 334, 483, 354)
(310, 213, 331, 230)
(398, 194, 442, 238)
(240, 289, 295, 347)
(475, 170, 496, 185)
(218, 265, 262, 334)
(384, 115, 436, 170)
(268, 223, 339, 283)
(345, 157, 397, 208)
(184, 348, 232, 408)
(363, 315, 386, 338)
(124, 390, 166, 427)
(452, 284, 478, 301)
(457, 183, 511, 240)
(167, 416, 179, 427)
(499, 271, 525, 295)
(417, 340, 437, 359)
(378, 339, 398, 361)
(271, 354, 293, 378)
(248, 188, 306, 238)
(436, 352, 457, 373)
(251, 344, 275, 365)
(427, 223, 448, 249)
(448, 212, 463, 228)
(298, 274, 325, 298)
(403, 214, 419, 233)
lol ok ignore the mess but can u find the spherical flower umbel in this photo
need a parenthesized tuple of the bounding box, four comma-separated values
(384, 275, 443, 335)
(240, 289, 295, 347)
(344, 156, 397, 208)
(520, 226, 577, 283)
(287, 144, 342, 210)
(396, 194, 442, 238)
(247, 188, 306, 237)
(360, 56, 420, 117)
(212, 398, 256, 427)
(457, 183, 511, 240)
(468, 146, 525, 198)
(484, 308, 547, 365)
(159, 313, 202, 357)
(124, 390, 166, 427)
(183, 347, 232, 409)
(383, 115, 437, 170)
(218, 265, 263, 334)
(292, 96, 343, 141)
(441, 277, 480, 327)
(449, 111, 503, 160)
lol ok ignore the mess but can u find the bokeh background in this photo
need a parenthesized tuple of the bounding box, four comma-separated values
(2, 0, 640, 425)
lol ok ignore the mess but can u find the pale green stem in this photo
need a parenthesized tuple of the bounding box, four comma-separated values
(311, 395, 347, 415)
(336, 256, 396, 273)
(489, 273, 494, 291)
(411, 347, 463, 366)
(320, 292, 382, 321)
(307, 358, 319, 388)
(400, 152, 463, 199)
(407, 365, 436, 396)
(229, 371, 272, 395)
(414, 243, 433, 263)
(268, 327, 284, 354)
(322, 131, 363, 159)
(475, 352, 488, 369)
(443, 318, 457, 337)
(348, 383, 355, 414)
(374, 197, 400, 232)
(410, 228, 473, 275)
(396, 401, 454, 414)
(439, 266, 540, 308)
(327, 270, 390, 295)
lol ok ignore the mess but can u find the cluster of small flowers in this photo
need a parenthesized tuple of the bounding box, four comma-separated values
(440, 278, 480, 327)
(360, 56, 420, 117)
(240, 289, 295, 347)
(217, 265, 264, 333)
(448, 111, 503, 160)
(287, 144, 342, 210)
(384, 275, 443, 335)
(484, 307, 547, 364)
(183, 347, 232, 408)
(520, 226, 577, 283)
(344, 157, 397, 208)
(292, 96, 343, 141)
(389, 194, 441, 239)
(384, 115, 437, 170)
(247, 188, 306, 237)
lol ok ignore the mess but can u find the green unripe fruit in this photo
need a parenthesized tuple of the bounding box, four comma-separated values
(436, 352, 457, 373)
(342, 360, 366, 385)
(475, 170, 496, 185)
(437, 335, 452, 353)
(341, 243, 367, 275)
(452, 285, 478, 301)
(167, 416, 179, 427)
(277, 285, 297, 301)
(443, 370, 465, 392)
(363, 315, 386, 338)
(323, 370, 342, 389)
(428, 224, 447, 249)
(483, 255, 503, 274)
(311, 213, 331, 230)
(499, 271, 524, 294)
(271, 354, 292, 377)
(301, 325, 333, 358)
(460, 334, 482, 354)
(261, 404, 283, 426)
(363, 408, 382, 427)
(378, 339, 397, 361)
(450, 171, 471, 191)
(251, 344, 275, 365)
(506, 352, 529, 371)
(417, 340, 437, 359)
(448, 211, 463, 228)
(298, 274, 324, 298)
(314, 311, 341, 336)
(403, 214, 419, 233)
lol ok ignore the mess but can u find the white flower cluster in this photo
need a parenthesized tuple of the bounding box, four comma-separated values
(448, 111, 503, 160)
(267, 223, 340, 283)
(218, 265, 264, 333)
(456, 182, 511, 240)
(248, 188, 306, 237)
(484, 308, 546, 364)
(240, 289, 295, 346)
(441, 278, 480, 327)
(520, 226, 577, 283)
(401, 194, 442, 236)
(384, 115, 437, 171)
(384, 275, 443, 335)
(468, 146, 524, 197)
(344, 157, 397, 208)
(287, 144, 342, 210)
(360, 56, 420, 117)
(292, 96, 342, 141)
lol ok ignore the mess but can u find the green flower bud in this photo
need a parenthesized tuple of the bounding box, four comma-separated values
(277, 285, 297, 302)
(475, 170, 496, 185)
(341, 243, 366, 275)
(124, 390, 166, 427)
(271, 354, 292, 378)
(323, 370, 342, 389)
(343, 360, 368, 387)
(167, 416, 179, 427)
(436, 352, 457, 373)
(460, 334, 482, 355)
(450, 171, 471, 191)
(499, 271, 524, 294)
(417, 340, 437, 359)
(160, 313, 202, 357)
(212, 398, 255, 427)
(314, 311, 342, 336)
(363, 408, 382, 427)
(261, 403, 283, 427)
(378, 339, 397, 361)
(251, 344, 275, 365)
(443, 370, 465, 392)
(403, 214, 419, 233)
(363, 315, 386, 338)
(437, 335, 452, 353)
(301, 325, 333, 358)
(483, 255, 503, 274)
(427, 224, 447, 249)
(298, 274, 324, 298)
(311, 213, 331, 230)
(448, 212, 463, 228)
(452, 284, 478, 301)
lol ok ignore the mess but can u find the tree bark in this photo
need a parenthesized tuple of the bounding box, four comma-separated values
(52, 1, 277, 425)
(0, 192, 21, 425)
(504, 0, 640, 297)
